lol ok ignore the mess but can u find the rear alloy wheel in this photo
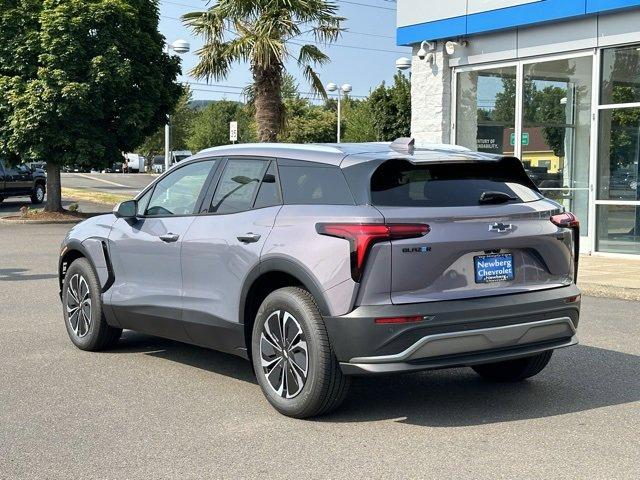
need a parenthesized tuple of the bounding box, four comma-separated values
(31, 184, 45, 204)
(252, 287, 350, 418)
(471, 350, 553, 382)
(260, 310, 309, 399)
(62, 258, 122, 351)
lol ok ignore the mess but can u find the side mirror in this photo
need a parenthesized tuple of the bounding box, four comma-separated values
(113, 200, 138, 219)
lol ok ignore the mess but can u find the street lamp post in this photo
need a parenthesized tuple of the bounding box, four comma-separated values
(326, 82, 352, 143)
(164, 39, 190, 172)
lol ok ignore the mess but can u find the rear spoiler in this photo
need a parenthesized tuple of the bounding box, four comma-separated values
(499, 156, 541, 193)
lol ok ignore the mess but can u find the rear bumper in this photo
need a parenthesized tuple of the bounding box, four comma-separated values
(323, 285, 580, 375)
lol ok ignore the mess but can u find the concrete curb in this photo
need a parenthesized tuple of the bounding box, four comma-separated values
(579, 283, 640, 302)
(0, 217, 83, 225)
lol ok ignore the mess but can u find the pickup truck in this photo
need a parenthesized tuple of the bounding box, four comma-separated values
(0, 160, 47, 204)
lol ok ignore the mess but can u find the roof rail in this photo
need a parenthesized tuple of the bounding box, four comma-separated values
(390, 137, 415, 154)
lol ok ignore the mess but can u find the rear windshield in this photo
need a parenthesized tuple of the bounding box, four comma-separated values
(371, 159, 542, 207)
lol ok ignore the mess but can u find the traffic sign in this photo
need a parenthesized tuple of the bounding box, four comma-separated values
(230, 121, 238, 143)
(510, 132, 530, 146)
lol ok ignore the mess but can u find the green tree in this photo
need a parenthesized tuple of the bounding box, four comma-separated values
(139, 88, 197, 161)
(368, 73, 411, 141)
(0, 0, 182, 212)
(187, 100, 255, 151)
(279, 98, 336, 143)
(183, 0, 344, 142)
(342, 98, 376, 142)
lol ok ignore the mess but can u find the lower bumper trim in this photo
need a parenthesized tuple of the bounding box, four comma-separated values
(349, 317, 576, 364)
(341, 336, 577, 375)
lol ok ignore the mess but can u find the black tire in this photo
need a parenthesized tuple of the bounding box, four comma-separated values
(471, 350, 553, 382)
(31, 183, 45, 204)
(62, 258, 122, 351)
(251, 287, 350, 418)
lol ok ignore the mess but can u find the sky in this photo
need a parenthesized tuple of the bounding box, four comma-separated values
(158, 0, 410, 103)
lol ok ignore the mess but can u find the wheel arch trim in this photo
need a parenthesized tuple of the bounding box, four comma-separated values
(239, 256, 331, 325)
(59, 238, 114, 295)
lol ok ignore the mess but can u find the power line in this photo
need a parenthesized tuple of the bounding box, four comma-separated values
(336, 0, 395, 11)
(184, 81, 368, 99)
(161, 14, 405, 54)
(161, 13, 394, 40)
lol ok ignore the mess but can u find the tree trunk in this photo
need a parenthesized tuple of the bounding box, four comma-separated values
(45, 163, 63, 212)
(252, 63, 284, 142)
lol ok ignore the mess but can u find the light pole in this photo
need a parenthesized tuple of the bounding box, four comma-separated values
(164, 39, 190, 172)
(326, 82, 352, 143)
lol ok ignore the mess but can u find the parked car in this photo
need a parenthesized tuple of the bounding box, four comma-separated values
(151, 155, 165, 174)
(58, 140, 581, 418)
(123, 153, 146, 173)
(172, 150, 192, 163)
(0, 160, 46, 204)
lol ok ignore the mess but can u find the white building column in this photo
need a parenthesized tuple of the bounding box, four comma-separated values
(410, 42, 452, 144)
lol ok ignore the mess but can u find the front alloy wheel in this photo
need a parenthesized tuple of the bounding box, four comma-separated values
(260, 310, 309, 399)
(66, 274, 92, 338)
(62, 258, 122, 351)
(31, 184, 45, 204)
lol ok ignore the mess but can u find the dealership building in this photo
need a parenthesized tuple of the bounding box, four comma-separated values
(397, 0, 640, 256)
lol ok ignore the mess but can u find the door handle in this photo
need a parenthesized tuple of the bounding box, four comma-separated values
(159, 233, 180, 243)
(237, 233, 261, 244)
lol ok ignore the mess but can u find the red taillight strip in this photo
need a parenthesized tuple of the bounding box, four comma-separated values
(550, 212, 580, 283)
(316, 223, 430, 282)
(551, 212, 579, 229)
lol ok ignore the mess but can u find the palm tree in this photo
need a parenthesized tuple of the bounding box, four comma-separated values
(183, 0, 344, 142)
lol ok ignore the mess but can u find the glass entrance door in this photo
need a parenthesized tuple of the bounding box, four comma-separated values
(521, 56, 593, 234)
(454, 54, 594, 248)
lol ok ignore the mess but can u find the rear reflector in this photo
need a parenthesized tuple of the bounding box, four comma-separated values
(316, 223, 430, 282)
(565, 294, 581, 304)
(375, 315, 425, 325)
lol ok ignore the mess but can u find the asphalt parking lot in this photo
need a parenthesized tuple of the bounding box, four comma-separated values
(61, 172, 156, 196)
(1, 222, 639, 479)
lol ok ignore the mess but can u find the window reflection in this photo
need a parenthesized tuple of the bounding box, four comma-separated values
(597, 205, 640, 254)
(522, 57, 592, 230)
(601, 46, 640, 105)
(456, 67, 516, 155)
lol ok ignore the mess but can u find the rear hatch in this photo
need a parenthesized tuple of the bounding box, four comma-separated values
(369, 157, 576, 304)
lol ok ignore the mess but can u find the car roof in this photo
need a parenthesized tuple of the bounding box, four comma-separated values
(189, 141, 501, 167)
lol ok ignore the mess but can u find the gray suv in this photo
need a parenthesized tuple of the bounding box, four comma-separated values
(58, 140, 581, 418)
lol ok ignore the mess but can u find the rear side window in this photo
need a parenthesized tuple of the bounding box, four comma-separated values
(371, 160, 542, 207)
(279, 165, 354, 205)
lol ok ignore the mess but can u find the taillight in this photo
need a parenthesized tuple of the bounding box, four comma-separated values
(316, 223, 430, 282)
(551, 212, 579, 229)
(550, 212, 580, 283)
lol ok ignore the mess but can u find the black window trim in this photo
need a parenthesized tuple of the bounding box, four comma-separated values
(134, 157, 222, 219)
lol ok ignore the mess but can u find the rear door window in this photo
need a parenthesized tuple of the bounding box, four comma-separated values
(210, 158, 269, 214)
(278, 164, 354, 205)
(371, 159, 542, 207)
(253, 161, 282, 209)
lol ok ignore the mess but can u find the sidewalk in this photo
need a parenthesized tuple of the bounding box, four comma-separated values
(579, 255, 640, 301)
